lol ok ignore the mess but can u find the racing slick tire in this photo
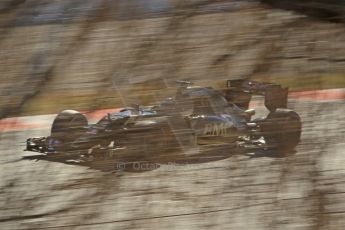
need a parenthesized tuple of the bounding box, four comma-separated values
(50, 110, 88, 142)
(262, 109, 301, 152)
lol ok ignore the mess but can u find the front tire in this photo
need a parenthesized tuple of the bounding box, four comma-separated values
(50, 110, 88, 145)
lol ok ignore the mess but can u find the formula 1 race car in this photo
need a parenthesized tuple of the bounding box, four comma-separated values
(26, 79, 301, 163)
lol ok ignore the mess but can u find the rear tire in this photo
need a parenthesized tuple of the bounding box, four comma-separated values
(262, 109, 301, 151)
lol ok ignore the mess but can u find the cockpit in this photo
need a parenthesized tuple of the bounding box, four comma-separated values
(96, 107, 157, 126)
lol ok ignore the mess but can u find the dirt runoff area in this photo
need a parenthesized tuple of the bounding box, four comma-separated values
(0, 0, 345, 117)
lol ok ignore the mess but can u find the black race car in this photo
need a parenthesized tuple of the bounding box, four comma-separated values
(26, 79, 301, 163)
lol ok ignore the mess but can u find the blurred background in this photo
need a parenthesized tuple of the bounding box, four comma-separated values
(0, 0, 345, 229)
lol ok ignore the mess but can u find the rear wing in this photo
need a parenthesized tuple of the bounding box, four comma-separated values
(225, 79, 288, 111)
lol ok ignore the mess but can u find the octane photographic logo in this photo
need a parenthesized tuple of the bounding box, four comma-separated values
(114, 161, 204, 171)
(114, 162, 160, 171)
(114, 162, 127, 171)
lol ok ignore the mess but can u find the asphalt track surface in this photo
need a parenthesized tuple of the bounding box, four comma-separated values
(0, 93, 345, 229)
